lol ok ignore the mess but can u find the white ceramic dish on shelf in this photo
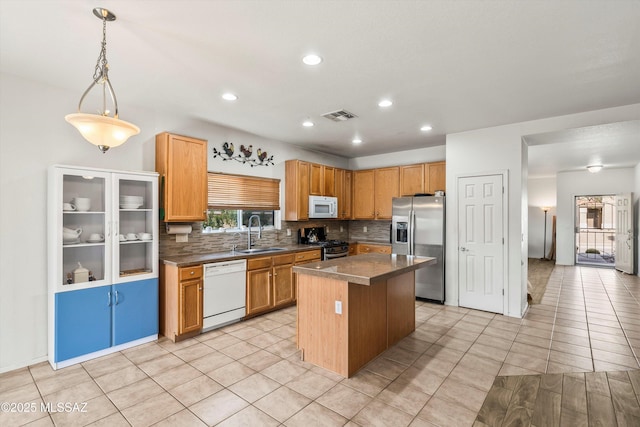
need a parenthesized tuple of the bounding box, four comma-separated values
(86, 238, 104, 243)
(120, 203, 142, 209)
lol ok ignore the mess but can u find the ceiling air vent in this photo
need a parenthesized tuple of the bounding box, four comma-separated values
(322, 109, 358, 122)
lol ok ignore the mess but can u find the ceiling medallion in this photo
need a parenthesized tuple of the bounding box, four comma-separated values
(212, 142, 275, 167)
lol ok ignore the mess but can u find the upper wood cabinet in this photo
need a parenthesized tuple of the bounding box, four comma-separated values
(323, 166, 336, 197)
(285, 160, 310, 221)
(285, 161, 341, 220)
(374, 167, 399, 219)
(155, 133, 208, 222)
(353, 167, 399, 220)
(352, 169, 376, 219)
(309, 163, 335, 197)
(335, 168, 352, 219)
(399, 161, 446, 196)
(309, 163, 323, 196)
(425, 161, 446, 194)
(400, 164, 425, 196)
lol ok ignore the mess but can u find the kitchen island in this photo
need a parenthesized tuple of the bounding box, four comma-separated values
(293, 253, 436, 377)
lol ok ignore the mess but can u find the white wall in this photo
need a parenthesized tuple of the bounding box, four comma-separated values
(446, 126, 526, 317)
(528, 177, 557, 259)
(348, 145, 446, 170)
(555, 168, 635, 265)
(0, 73, 349, 373)
(445, 103, 640, 318)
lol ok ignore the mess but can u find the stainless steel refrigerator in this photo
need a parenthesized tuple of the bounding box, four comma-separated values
(392, 196, 445, 302)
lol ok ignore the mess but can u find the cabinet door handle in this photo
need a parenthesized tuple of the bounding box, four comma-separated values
(114, 290, 120, 305)
(190, 271, 195, 275)
(107, 291, 112, 307)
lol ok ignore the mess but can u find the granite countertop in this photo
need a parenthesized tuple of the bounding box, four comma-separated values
(292, 253, 435, 285)
(161, 244, 322, 267)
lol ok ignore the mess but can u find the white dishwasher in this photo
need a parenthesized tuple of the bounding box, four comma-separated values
(203, 259, 247, 331)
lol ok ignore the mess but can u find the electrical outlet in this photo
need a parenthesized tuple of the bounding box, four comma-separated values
(363, 226, 368, 232)
(176, 234, 188, 243)
(340, 226, 344, 232)
(335, 300, 342, 314)
(286, 229, 291, 236)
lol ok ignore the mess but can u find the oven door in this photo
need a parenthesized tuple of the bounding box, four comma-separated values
(323, 245, 349, 260)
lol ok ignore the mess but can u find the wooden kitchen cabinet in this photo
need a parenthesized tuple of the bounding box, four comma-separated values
(160, 264, 203, 341)
(400, 164, 425, 196)
(310, 163, 335, 197)
(348, 244, 357, 256)
(374, 167, 399, 219)
(353, 167, 399, 220)
(352, 169, 376, 219)
(285, 160, 310, 221)
(155, 132, 208, 222)
(309, 163, 323, 196)
(246, 253, 296, 317)
(356, 243, 392, 255)
(335, 169, 352, 219)
(425, 161, 446, 193)
(323, 166, 335, 197)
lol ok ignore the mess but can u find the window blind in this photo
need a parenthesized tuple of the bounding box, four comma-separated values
(207, 172, 280, 210)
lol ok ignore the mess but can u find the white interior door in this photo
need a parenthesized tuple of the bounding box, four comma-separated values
(458, 174, 504, 313)
(615, 193, 634, 274)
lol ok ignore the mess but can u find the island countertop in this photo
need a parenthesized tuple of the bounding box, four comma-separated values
(292, 253, 436, 285)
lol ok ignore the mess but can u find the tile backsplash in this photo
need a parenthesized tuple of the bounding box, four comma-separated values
(159, 220, 356, 259)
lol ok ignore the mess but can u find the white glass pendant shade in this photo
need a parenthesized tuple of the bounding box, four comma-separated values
(65, 113, 140, 152)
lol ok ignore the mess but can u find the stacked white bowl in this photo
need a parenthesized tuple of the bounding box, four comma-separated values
(120, 195, 144, 209)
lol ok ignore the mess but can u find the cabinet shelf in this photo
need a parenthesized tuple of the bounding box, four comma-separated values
(63, 211, 106, 215)
(119, 240, 153, 245)
(63, 242, 105, 248)
(119, 208, 152, 212)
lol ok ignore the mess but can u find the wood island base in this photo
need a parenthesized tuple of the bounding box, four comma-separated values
(296, 271, 416, 378)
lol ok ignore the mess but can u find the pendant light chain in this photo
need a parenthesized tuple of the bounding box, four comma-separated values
(92, 17, 109, 84)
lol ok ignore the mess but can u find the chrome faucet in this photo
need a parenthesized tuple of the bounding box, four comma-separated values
(247, 214, 261, 248)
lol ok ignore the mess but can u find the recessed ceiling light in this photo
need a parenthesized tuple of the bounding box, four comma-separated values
(302, 54, 322, 65)
(352, 138, 362, 144)
(302, 120, 314, 127)
(378, 99, 393, 108)
(420, 125, 433, 132)
(222, 93, 238, 101)
(587, 165, 603, 173)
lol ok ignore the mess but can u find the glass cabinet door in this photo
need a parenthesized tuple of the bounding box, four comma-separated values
(58, 169, 112, 289)
(113, 173, 158, 283)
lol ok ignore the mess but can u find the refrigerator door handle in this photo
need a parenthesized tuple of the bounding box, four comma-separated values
(409, 210, 415, 256)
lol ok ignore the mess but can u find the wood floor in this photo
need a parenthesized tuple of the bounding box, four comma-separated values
(476, 370, 640, 426)
(476, 263, 640, 427)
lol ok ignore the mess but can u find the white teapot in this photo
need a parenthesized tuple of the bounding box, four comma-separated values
(63, 227, 82, 243)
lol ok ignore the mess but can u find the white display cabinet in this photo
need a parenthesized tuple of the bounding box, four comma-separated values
(48, 165, 159, 369)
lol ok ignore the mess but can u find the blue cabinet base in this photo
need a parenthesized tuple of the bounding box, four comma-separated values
(51, 278, 158, 369)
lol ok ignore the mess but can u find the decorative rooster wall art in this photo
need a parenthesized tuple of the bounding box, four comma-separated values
(212, 142, 274, 167)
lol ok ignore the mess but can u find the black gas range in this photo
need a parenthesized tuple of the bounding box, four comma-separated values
(298, 227, 349, 260)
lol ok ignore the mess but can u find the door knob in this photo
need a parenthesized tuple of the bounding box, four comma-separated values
(460, 247, 467, 252)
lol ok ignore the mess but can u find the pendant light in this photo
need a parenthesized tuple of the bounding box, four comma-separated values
(65, 8, 139, 153)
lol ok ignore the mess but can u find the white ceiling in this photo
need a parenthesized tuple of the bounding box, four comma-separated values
(1, 1, 639, 175)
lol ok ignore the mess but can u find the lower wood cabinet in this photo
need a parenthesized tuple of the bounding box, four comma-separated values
(160, 264, 203, 342)
(247, 254, 295, 316)
(247, 249, 321, 317)
(356, 243, 392, 255)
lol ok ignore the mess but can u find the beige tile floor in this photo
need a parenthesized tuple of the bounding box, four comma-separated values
(1, 265, 639, 426)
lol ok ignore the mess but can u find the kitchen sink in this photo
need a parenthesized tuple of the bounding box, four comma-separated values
(236, 247, 287, 254)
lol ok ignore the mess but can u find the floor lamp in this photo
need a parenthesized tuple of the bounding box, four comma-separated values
(541, 207, 550, 260)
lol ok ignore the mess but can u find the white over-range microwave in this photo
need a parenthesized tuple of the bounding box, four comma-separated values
(309, 196, 338, 218)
